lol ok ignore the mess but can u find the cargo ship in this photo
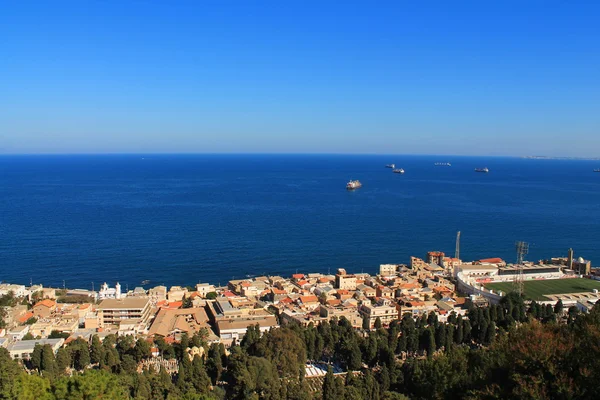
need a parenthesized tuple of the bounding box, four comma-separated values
(346, 180, 362, 190)
(392, 168, 405, 174)
(435, 162, 451, 166)
(385, 164, 395, 168)
(475, 167, 489, 173)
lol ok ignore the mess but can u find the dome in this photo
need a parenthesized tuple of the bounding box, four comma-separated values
(577, 257, 585, 263)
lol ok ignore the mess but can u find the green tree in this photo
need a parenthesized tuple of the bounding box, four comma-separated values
(52, 370, 129, 400)
(363, 314, 371, 330)
(0, 348, 22, 398)
(206, 343, 223, 385)
(11, 374, 53, 400)
(90, 335, 104, 364)
(554, 299, 564, 315)
(56, 347, 71, 372)
(375, 317, 383, 330)
(322, 366, 342, 400)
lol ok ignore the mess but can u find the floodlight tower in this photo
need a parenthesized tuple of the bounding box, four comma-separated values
(514, 241, 529, 296)
(455, 231, 461, 260)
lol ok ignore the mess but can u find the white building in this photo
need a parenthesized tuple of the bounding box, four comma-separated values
(7, 338, 65, 360)
(98, 282, 122, 300)
(0, 284, 27, 298)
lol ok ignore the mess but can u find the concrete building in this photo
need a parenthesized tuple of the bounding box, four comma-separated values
(0, 284, 26, 298)
(7, 338, 65, 360)
(379, 264, 399, 276)
(427, 251, 445, 266)
(33, 299, 57, 318)
(148, 307, 214, 338)
(195, 283, 216, 297)
(359, 298, 398, 328)
(97, 297, 152, 328)
(335, 269, 357, 290)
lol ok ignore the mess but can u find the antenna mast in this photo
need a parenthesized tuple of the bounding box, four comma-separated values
(514, 241, 529, 296)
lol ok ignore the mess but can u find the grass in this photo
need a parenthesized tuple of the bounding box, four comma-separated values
(484, 278, 600, 301)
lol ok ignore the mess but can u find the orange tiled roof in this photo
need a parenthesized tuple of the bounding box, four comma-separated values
(479, 258, 504, 264)
(299, 295, 318, 304)
(35, 299, 56, 308)
(18, 311, 34, 324)
(292, 274, 304, 279)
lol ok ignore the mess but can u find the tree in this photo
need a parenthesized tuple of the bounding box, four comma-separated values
(363, 315, 371, 330)
(375, 317, 383, 330)
(90, 335, 104, 364)
(206, 343, 223, 385)
(133, 338, 151, 362)
(56, 347, 71, 372)
(322, 366, 342, 400)
(52, 370, 129, 400)
(30, 344, 43, 371)
(554, 299, 564, 316)
(12, 374, 52, 400)
(205, 292, 218, 299)
(40, 344, 57, 377)
(0, 348, 22, 398)
(182, 296, 193, 308)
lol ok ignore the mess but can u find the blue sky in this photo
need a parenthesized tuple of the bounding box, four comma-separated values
(1, 0, 599, 155)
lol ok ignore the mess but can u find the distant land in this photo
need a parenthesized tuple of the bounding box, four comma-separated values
(523, 155, 600, 160)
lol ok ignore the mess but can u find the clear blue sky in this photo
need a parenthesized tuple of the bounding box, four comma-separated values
(1, 0, 598, 156)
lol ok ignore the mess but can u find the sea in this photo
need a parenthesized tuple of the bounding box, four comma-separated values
(1, 154, 599, 290)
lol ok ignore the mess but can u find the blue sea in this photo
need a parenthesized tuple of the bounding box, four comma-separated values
(1, 154, 599, 290)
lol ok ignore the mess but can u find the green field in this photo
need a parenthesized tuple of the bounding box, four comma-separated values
(484, 278, 600, 301)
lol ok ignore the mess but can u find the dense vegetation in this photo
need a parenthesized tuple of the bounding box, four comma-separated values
(1, 293, 599, 399)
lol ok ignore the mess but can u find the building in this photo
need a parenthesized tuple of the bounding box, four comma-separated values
(427, 251, 445, 265)
(98, 282, 122, 300)
(7, 338, 65, 360)
(359, 298, 398, 328)
(0, 284, 26, 297)
(97, 297, 152, 328)
(167, 286, 188, 302)
(380, 264, 399, 276)
(216, 314, 278, 345)
(148, 307, 214, 338)
(335, 269, 357, 290)
(195, 283, 216, 297)
(33, 299, 57, 318)
(572, 257, 592, 275)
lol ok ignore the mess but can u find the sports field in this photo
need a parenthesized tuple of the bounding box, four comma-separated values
(484, 278, 600, 301)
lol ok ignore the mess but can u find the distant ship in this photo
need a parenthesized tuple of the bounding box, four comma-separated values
(385, 164, 395, 168)
(475, 168, 489, 173)
(435, 162, 451, 166)
(346, 180, 362, 190)
(594, 169, 600, 172)
(141, 280, 150, 285)
(392, 168, 405, 174)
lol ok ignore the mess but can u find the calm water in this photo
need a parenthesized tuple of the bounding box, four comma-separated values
(1, 154, 599, 290)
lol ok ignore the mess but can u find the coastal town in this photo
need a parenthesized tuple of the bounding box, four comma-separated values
(1, 248, 597, 373)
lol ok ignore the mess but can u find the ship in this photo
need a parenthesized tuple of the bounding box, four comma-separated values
(392, 168, 405, 174)
(385, 164, 395, 168)
(435, 162, 451, 166)
(594, 169, 600, 172)
(475, 167, 489, 173)
(346, 180, 362, 190)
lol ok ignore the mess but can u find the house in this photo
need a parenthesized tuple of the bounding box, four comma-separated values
(7, 338, 65, 360)
(33, 299, 57, 318)
(97, 298, 153, 329)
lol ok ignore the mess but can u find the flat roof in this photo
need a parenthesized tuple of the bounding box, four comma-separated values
(98, 297, 150, 310)
(8, 338, 64, 352)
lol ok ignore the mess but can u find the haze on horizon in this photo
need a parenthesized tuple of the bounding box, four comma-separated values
(1, 1, 599, 157)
